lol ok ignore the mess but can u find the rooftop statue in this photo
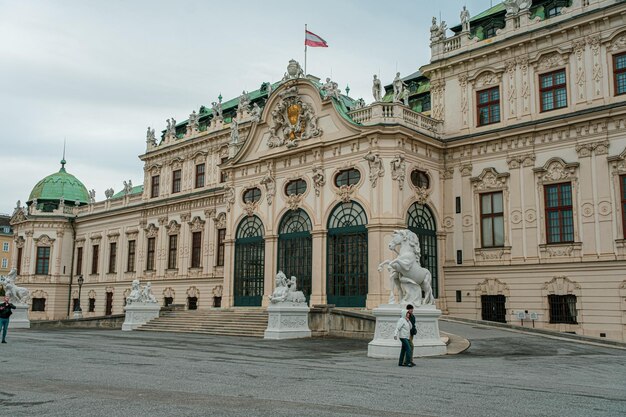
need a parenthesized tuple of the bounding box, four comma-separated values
(372, 75, 382, 102)
(146, 127, 156, 146)
(238, 91, 251, 113)
(321, 77, 341, 100)
(0, 268, 31, 305)
(188, 110, 199, 131)
(250, 102, 262, 122)
(392, 72, 407, 104)
(88, 189, 96, 203)
(460, 6, 470, 32)
(104, 188, 114, 199)
(430, 17, 447, 42)
(123, 180, 133, 195)
(211, 100, 223, 120)
(504, 0, 531, 15)
(230, 118, 239, 145)
(378, 230, 434, 306)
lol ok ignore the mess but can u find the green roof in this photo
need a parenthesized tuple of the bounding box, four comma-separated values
(450, 2, 506, 32)
(111, 185, 144, 200)
(28, 160, 89, 205)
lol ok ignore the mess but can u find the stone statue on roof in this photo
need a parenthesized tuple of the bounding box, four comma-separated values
(88, 189, 96, 203)
(211, 101, 223, 121)
(105, 188, 114, 199)
(251, 102, 262, 122)
(146, 127, 156, 146)
(238, 91, 251, 114)
(188, 110, 199, 131)
(461, 6, 470, 32)
(504, 0, 530, 16)
(321, 77, 341, 100)
(372, 75, 382, 102)
(392, 72, 407, 103)
(123, 180, 133, 195)
(283, 59, 305, 80)
(230, 118, 239, 145)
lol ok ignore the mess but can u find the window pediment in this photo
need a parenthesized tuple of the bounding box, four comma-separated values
(470, 168, 509, 191)
(533, 158, 579, 184)
(470, 70, 502, 89)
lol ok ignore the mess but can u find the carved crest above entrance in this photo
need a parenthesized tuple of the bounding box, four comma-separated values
(267, 85, 322, 149)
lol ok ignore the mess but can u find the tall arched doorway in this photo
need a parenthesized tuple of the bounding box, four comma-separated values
(327, 201, 368, 307)
(406, 203, 438, 298)
(277, 209, 312, 301)
(234, 215, 265, 306)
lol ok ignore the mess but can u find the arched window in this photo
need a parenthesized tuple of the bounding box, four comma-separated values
(285, 179, 307, 196)
(278, 209, 313, 301)
(234, 216, 264, 306)
(407, 203, 438, 298)
(327, 201, 368, 307)
(334, 169, 361, 187)
(243, 188, 261, 203)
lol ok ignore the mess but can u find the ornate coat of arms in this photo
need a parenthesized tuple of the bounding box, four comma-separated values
(268, 86, 322, 149)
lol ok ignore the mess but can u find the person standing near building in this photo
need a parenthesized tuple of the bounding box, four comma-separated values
(0, 296, 16, 343)
(406, 304, 417, 366)
(394, 309, 414, 367)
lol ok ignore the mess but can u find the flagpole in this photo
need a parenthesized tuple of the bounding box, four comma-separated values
(304, 23, 308, 76)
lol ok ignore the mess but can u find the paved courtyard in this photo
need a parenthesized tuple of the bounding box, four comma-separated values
(1, 321, 625, 417)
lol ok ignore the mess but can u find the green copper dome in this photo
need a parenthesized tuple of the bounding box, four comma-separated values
(28, 159, 90, 207)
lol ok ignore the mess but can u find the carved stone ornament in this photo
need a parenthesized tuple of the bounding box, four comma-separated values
(415, 187, 431, 205)
(286, 194, 303, 211)
(609, 31, 626, 52)
(224, 185, 236, 212)
(212, 285, 223, 297)
(34, 234, 55, 246)
(363, 151, 385, 188)
(473, 71, 501, 88)
(260, 171, 276, 206)
(187, 286, 200, 298)
(460, 164, 473, 177)
(188, 216, 206, 232)
(267, 86, 322, 149)
(535, 52, 568, 72)
(107, 232, 119, 243)
(213, 212, 227, 229)
(470, 168, 510, 191)
(534, 158, 579, 184)
(14, 236, 25, 249)
(336, 184, 356, 203)
(312, 167, 326, 197)
(507, 153, 536, 169)
(542, 276, 580, 295)
(390, 154, 406, 190)
(145, 223, 159, 238)
(166, 220, 180, 235)
(10, 209, 27, 225)
(476, 278, 509, 295)
(243, 201, 258, 217)
(608, 147, 626, 175)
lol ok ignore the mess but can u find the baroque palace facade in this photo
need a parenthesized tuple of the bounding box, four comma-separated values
(8, 0, 626, 341)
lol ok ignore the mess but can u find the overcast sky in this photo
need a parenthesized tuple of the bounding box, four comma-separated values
(0, 0, 494, 215)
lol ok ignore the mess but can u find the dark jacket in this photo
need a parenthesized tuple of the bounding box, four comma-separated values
(409, 312, 417, 336)
(0, 302, 16, 319)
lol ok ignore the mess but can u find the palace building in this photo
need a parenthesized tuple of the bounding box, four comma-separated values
(9, 0, 626, 341)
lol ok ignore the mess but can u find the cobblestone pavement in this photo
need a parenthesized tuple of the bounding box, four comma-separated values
(1, 321, 625, 417)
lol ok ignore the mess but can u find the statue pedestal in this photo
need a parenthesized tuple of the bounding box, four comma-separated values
(368, 304, 403, 358)
(122, 302, 160, 331)
(10, 303, 30, 329)
(264, 302, 311, 340)
(367, 304, 446, 358)
(412, 305, 447, 357)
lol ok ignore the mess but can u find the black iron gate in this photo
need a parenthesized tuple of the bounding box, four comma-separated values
(481, 295, 507, 323)
(327, 201, 368, 307)
(277, 209, 312, 301)
(234, 216, 265, 306)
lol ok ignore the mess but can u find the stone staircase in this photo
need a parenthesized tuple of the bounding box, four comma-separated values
(136, 308, 269, 337)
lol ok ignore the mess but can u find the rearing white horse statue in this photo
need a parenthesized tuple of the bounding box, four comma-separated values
(378, 229, 434, 306)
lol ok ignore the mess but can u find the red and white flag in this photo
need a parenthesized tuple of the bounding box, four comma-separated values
(305, 30, 328, 48)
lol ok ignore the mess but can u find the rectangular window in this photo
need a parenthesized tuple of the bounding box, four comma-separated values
(32, 298, 46, 312)
(172, 169, 182, 194)
(2, 242, 8, 252)
(216, 229, 226, 267)
(108, 242, 117, 273)
(168, 235, 178, 269)
(545, 183, 574, 244)
(36, 247, 50, 275)
(195, 163, 205, 188)
(76, 247, 83, 275)
(481, 191, 505, 247)
(548, 294, 577, 324)
(621, 175, 626, 237)
(88, 298, 95, 313)
(614, 52, 626, 95)
(1, 258, 7, 268)
(16, 247, 22, 275)
(91, 244, 99, 274)
(477, 87, 500, 126)
(220, 157, 228, 183)
(146, 237, 156, 271)
(540, 69, 567, 112)
(127, 240, 136, 272)
(151, 175, 160, 198)
(191, 232, 202, 268)
(455, 197, 461, 214)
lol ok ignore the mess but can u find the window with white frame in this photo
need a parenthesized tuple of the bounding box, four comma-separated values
(1, 258, 7, 268)
(2, 242, 9, 252)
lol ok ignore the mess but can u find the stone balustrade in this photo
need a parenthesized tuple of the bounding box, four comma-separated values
(348, 103, 442, 137)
